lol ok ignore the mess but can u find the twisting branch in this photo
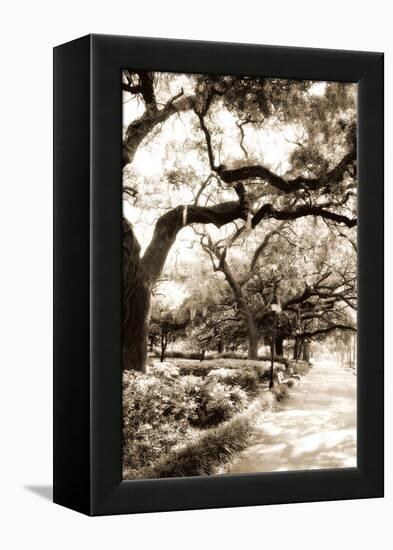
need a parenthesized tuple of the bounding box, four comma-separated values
(301, 324, 357, 339)
(196, 112, 217, 170)
(252, 203, 357, 228)
(122, 71, 193, 168)
(137, 72, 158, 111)
(238, 223, 287, 286)
(233, 182, 249, 219)
(236, 119, 252, 160)
(194, 174, 217, 205)
(217, 149, 356, 194)
(122, 70, 142, 95)
(123, 185, 139, 203)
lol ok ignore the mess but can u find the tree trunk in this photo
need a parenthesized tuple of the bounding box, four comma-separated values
(122, 278, 152, 372)
(160, 334, 167, 362)
(275, 335, 284, 356)
(247, 322, 259, 360)
(293, 338, 298, 360)
(218, 257, 259, 360)
(297, 338, 304, 360)
(122, 219, 152, 373)
(302, 341, 310, 363)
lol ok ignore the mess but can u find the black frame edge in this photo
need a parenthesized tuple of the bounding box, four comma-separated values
(53, 34, 92, 515)
(357, 52, 384, 497)
(52, 34, 383, 516)
(89, 36, 384, 516)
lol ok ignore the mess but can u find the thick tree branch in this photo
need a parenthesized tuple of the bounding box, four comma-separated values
(284, 283, 356, 312)
(137, 72, 158, 111)
(252, 203, 357, 228)
(123, 88, 194, 168)
(301, 324, 357, 339)
(218, 150, 356, 194)
(141, 195, 356, 284)
(141, 202, 244, 281)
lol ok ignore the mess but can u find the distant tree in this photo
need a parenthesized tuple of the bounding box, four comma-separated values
(193, 223, 283, 359)
(244, 222, 357, 360)
(149, 300, 188, 362)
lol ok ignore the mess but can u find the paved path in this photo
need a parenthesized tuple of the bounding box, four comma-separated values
(228, 358, 357, 473)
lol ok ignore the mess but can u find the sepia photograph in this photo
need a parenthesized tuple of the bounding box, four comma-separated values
(121, 70, 357, 480)
(0, 0, 386, 538)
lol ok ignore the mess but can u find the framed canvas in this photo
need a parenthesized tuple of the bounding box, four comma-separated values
(53, 34, 384, 516)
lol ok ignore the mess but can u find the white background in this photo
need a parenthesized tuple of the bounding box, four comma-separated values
(0, 1, 390, 548)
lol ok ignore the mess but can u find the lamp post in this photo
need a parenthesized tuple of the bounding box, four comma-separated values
(295, 327, 300, 363)
(295, 304, 301, 363)
(269, 296, 281, 389)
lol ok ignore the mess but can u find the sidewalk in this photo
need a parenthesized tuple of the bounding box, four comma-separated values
(228, 358, 357, 473)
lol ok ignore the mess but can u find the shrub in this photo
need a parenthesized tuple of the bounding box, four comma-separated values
(134, 399, 265, 479)
(272, 383, 289, 403)
(191, 378, 248, 427)
(206, 366, 268, 395)
(123, 355, 296, 478)
(291, 360, 311, 376)
(122, 371, 197, 474)
(174, 362, 213, 377)
(217, 351, 248, 360)
(174, 358, 271, 380)
(148, 363, 180, 378)
(123, 369, 250, 474)
(153, 349, 206, 360)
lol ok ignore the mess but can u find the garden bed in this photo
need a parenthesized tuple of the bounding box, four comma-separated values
(151, 349, 291, 367)
(122, 359, 296, 479)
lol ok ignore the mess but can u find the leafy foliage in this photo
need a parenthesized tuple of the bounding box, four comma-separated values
(122, 70, 357, 372)
(122, 357, 289, 477)
(122, 369, 195, 473)
(136, 396, 274, 479)
(206, 366, 269, 396)
(191, 378, 248, 427)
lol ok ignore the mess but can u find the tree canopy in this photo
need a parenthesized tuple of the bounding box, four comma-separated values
(122, 71, 357, 371)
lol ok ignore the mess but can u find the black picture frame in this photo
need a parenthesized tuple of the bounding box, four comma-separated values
(53, 34, 384, 516)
